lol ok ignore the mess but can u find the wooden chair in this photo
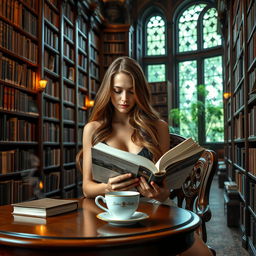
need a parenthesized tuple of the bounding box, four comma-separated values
(169, 133, 217, 255)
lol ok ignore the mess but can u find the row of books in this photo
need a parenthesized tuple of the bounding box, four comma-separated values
(249, 105, 256, 137)
(63, 127, 75, 142)
(0, 149, 35, 174)
(44, 77, 60, 98)
(63, 168, 76, 187)
(234, 112, 244, 139)
(249, 182, 256, 212)
(0, 0, 38, 36)
(248, 32, 256, 67)
(234, 145, 246, 169)
(103, 33, 126, 41)
(78, 71, 87, 88)
(103, 43, 125, 53)
(0, 179, 34, 206)
(63, 148, 76, 163)
(43, 122, 60, 142)
(233, 57, 244, 87)
(78, 54, 87, 70)
(77, 15, 87, 35)
(42, 171, 60, 193)
(248, 148, 256, 176)
(0, 86, 38, 114)
(0, 54, 37, 89)
(247, 0, 256, 37)
(44, 147, 60, 167)
(249, 68, 256, 94)
(44, 24, 59, 50)
(0, 20, 38, 63)
(0, 116, 36, 141)
(64, 22, 74, 41)
(43, 101, 60, 119)
(44, 1, 59, 28)
(44, 51, 59, 73)
(232, 0, 242, 41)
(150, 82, 167, 93)
(234, 85, 244, 112)
(63, 63, 75, 81)
(63, 1, 75, 22)
(64, 41, 75, 60)
(151, 94, 167, 105)
(63, 107, 75, 120)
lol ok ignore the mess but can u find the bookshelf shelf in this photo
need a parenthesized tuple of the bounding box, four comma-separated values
(220, 0, 256, 253)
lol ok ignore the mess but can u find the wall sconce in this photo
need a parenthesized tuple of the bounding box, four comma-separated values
(85, 96, 94, 109)
(38, 79, 48, 91)
(223, 92, 231, 99)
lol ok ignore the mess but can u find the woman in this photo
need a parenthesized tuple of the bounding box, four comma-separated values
(82, 56, 213, 256)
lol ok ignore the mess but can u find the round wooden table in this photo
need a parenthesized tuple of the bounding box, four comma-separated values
(0, 198, 201, 256)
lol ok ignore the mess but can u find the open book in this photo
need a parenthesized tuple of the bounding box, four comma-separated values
(91, 138, 205, 189)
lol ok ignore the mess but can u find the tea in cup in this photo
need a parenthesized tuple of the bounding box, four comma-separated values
(95, 191, 140, 220)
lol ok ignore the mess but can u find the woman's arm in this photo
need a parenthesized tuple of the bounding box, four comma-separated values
(82, 122, 139, 198)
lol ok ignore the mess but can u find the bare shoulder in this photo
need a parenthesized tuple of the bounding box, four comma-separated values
(155, 119, 169, 134)
(83, 121, 100, 133)
(155, 119, 170, 153)
(83, 121, 101, 142)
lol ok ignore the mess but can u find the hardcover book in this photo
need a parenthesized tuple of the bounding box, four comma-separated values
(91, 138, 204, 189)
(12, 198, 78, 217)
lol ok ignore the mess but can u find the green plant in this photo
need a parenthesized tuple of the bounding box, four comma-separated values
(169, 85, 224, 142)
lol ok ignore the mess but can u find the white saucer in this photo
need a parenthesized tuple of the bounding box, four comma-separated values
(96, 211, 149, 226)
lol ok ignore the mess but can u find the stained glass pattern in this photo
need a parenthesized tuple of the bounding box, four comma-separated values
(178, 60, 198, 141)
(203, 8, 222, 48)
(147, 64, 166, 82)
(178, 4, 206, 52)
(147, 64, 166, 83)
(204, 56, 224, 142)
(146, 16, 166, 55)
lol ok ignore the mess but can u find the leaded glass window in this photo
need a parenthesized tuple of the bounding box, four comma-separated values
(146, 15, 166, 55)
(203, 8, 222, 48)
(178, 60, 198, 140)
(204, 56, 223, 142)
(147, 64, 166, 82)
(178, 4, 206, 52)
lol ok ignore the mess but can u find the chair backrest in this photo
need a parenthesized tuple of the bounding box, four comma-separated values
(169, 133, 218, 243)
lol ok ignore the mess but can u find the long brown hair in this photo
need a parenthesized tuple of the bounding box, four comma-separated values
(89, 56, 162, 162)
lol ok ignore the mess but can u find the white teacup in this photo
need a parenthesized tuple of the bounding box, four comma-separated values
(95, 191, 140, 220)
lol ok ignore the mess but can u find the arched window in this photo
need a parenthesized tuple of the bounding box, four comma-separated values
(139, 1, 223, 144)
(175, 4, 223, 143)
(144, 13, 167, 83)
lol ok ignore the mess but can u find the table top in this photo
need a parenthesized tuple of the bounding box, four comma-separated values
(0, 198, 201, 249)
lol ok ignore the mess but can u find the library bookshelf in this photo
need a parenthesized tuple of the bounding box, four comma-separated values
(0, 0, 103, 205)
(149, 81, 170, 122)
(101, 24, 134, 77)
(219, 0, 256, 254)
(0, 0, 135, 206)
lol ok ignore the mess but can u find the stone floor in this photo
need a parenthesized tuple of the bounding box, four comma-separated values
(206, 175, 249, 256)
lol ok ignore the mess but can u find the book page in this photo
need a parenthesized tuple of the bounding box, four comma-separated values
(92, 143, 158, 173)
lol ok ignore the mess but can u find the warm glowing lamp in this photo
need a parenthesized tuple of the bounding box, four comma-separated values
(223, 92, 231, 99)
(38, 79, 48, 91)
(85, 96, 94, 109)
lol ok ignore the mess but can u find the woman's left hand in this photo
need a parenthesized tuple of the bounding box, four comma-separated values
(137, 177, 170, 202)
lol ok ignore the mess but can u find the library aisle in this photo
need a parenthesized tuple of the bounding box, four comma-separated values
(207, 176, 249, 256)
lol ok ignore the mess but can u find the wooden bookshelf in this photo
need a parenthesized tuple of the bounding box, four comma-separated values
(220, 0, 256, 253)
(0, 0, 40, 205)
(0, 0, 105, 205)
(101, 24, 134, 77)
(39, 0, 103, 199)
(149, 81, 170, 121)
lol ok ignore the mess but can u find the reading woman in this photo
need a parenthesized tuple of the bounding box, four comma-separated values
(82, 56, 213, 256)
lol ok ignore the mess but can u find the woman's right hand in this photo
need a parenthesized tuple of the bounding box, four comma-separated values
(105, 173, 139, 193)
